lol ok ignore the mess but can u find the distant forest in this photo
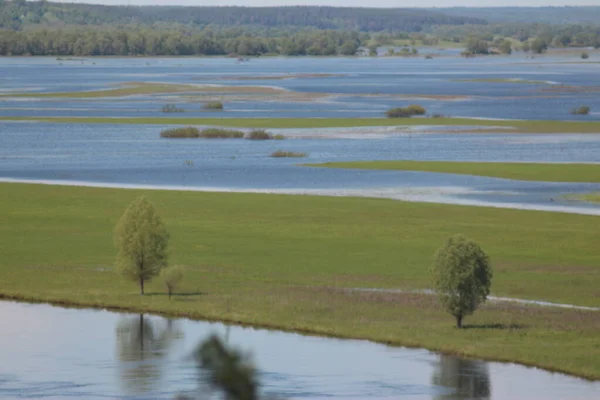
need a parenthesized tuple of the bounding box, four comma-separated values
(0, 1, 486, 32)
(0, 1, 598, 57)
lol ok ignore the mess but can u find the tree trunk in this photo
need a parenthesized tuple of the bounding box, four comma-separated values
(140, 278, 144, 295)
(456, 315, 463, 329)
(168, 288, 172, 300)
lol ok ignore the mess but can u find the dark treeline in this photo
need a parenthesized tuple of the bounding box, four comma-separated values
(0, 27, 365, 56)
(0, 0, 485, 32)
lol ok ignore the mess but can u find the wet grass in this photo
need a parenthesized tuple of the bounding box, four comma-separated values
(2, 117, 600, 133)
(0, 82, 285, 99)
(306, 161, 600, 183)
(160, 127, 200, 138)
(0, 182, 599, 379)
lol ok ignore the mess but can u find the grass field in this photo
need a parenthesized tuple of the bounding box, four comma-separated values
(2, 116, 600, 133)
(0, 182, 598, 379)
(307, 160, 600, 182)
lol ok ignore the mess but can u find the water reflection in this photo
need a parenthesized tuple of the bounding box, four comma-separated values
(115, 314, 184, 395)
(432, 355, 491, 399)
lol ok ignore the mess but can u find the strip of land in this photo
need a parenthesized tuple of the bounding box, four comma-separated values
(0, 182, 598, 379)
(1, 116, 600, 133)
(565, 192, 600, 203)
(306, 160, 600, 183)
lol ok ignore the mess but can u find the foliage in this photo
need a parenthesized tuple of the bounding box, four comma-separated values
(571, 106, 591, 115)
(160, 266, 185, 299)
(114, 196, 169, 295)
(162, 104, 184, 113)
(200, 128, 245, 138)
(245, 129, 274, 140)
(270, 151, 307, 158)
(160, 127, 200, 138)
(196, 335, 258, 400)
(581, 52, 589, 59)
(466, 38, 489, 54)
(530, 37, 549, 53)
(432, 234, 492, 328)
(203, 101, 224, 110)
(385, 105, 426, 118)
(0, 2, 485, 32)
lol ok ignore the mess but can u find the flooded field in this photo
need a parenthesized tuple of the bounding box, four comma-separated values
(0, 54, 599, 120)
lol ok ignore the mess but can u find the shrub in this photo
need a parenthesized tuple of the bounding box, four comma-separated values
(162, 104, 184, 113)
(246, 129, 273, 140)
(203, 101, 224, 110)
(571, 106, 591, 115)
(385, 105, 427, 118)
(160, 127, 200, 138)
(160, 265, 185, 299)
(270, 151, 307, 158)
(199, 128, 244, 138)
(581, 52, 589, 60)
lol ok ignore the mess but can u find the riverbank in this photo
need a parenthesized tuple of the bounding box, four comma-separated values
(307, 160, 600, 182)
(2, 116, 600, 133)
(0, 182, 598, 379)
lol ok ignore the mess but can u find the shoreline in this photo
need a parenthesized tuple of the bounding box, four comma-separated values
(2, 178, 600, 216)
(1, 293, 597, 382)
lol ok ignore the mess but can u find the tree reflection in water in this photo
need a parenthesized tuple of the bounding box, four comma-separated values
(115, 314, 183, 395)
(432, 355, 491, 400)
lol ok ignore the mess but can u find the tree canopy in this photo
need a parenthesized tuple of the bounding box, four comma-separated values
(114, 196, 169, 295)
(432, 234, 492, 328)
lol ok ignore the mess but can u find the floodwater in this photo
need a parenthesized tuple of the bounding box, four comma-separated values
(2, 122, 600, 214)
(0, 55, 599, 120)
(0, 301, 598, 400)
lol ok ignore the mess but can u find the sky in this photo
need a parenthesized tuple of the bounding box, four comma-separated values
(58, 1, 600, 7)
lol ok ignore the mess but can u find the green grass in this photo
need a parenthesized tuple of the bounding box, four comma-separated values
(2, 116, 600, 133)
(0, 182, 599, 379)
(306, 160, 600, 183)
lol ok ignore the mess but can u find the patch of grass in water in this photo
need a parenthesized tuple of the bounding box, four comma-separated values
(160, 127, 200, 138)
(200, 128, 244, 138)
(270, 151, 307, 158)
(306, 160, 600, 183)
(2, 117, 600, 133)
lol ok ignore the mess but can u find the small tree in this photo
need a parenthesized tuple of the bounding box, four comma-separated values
(432, 234, 492, 328)
(114, 196, 169, 295)
(160, 265, 185, 299)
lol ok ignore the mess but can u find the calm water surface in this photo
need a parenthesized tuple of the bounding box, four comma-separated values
(0, 301, 598, 400)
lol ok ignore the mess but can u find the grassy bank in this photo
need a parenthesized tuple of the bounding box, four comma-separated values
(307, 160, 600, 182)
(2, 116, 600, 133)
(0, 182, 598, 379)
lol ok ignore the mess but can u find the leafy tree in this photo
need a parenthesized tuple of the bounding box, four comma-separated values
(114, 196, 169, 295)
(432, 234, 492, 328)
(466, 38, 489, 54)
(160, 265, 185, 299)
(530, 37, 548, 54)
(497, 39, 512, 54)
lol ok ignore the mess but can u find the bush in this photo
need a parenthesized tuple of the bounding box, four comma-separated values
(162, 104, 184, 113)
(203, 101, 224, 110)
(160, 127, 200, 138)
(199, 128, 244, 138)
(385, 105, 427, 118)
(581, 52, 589, 59)
(270, 151, 307, 158)
(246, 129, 274, 140)
(571, 106, 591, 115)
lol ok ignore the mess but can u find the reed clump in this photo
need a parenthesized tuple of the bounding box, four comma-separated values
(160, 127, 200, 138)
(203, 101, 224, 110)
(199, 128, 244, 138)
(386, 105, 427, 118)
(270, 151, 307, 158)
(245, 129, 284, 140)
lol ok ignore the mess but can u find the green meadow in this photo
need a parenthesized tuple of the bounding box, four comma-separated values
(0, 182, 598, 379)
(2, 116, 600, 133)
(307, 160, 600, 182)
